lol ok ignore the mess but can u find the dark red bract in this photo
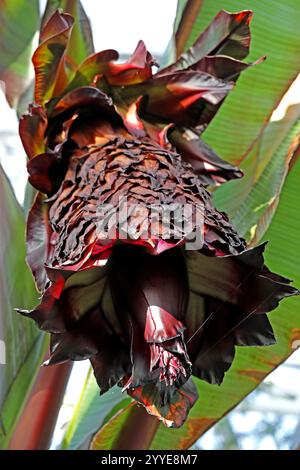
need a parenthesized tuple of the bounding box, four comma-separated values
(18, 9, 298, 427)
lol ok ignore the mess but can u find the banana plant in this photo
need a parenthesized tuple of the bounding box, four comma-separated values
(0, 0, 299, 451)
(0, 164, 47, 449)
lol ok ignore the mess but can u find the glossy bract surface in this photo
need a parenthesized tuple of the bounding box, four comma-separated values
(18, 9, 298, 427)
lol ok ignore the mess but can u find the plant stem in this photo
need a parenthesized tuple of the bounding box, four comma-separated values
(112, 405, 160, 450)
(175, 0, 204, 58)
(8, 362, 72, 450)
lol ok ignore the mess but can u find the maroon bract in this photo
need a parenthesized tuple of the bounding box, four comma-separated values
(18, 9, 298, 427)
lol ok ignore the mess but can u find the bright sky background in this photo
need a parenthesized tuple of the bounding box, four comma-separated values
(82, 0, 177, 54)
(40, 0, 178, 54)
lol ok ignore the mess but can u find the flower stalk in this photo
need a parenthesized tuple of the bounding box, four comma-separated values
(8, 362, 72, 450)
(112, 405, 160, 450)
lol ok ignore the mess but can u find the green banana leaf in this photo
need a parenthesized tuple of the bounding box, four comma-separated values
(0, 164, 47, 449)
(61, 368, 130, 450)
(181, 0, 300, 165)
(0, 0, 39, 108)
(214, 104, 300, 242)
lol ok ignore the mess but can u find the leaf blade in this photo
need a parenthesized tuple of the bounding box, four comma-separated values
(175, 0, 300, 164)
(0, 0, 39, 107)
(61, 368, 130, 450)
(0, 164, 46, 449)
